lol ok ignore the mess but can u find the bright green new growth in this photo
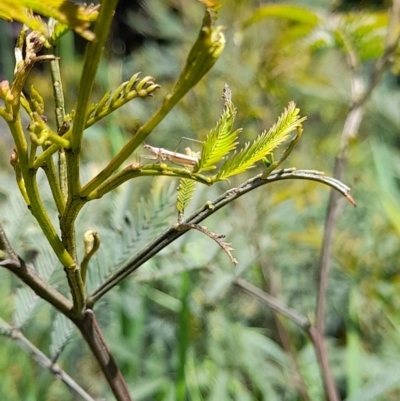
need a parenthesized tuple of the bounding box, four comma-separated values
(195, 84, 241, 172)
(175, 89, 306, 219)
(216, 101, 306, 180)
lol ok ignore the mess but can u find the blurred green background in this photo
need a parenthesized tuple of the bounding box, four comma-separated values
(1, 0, 400, 400)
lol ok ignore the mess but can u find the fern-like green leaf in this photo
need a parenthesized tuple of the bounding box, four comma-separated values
(50, 313, 75, 361)
(13, 237, 59, 329)
(216, 101, 306, 180)
(177, 178, 196, 216)
(14, 287, 39, 329)
(86, 180, 176, 293)
(195, 85, 240, 173)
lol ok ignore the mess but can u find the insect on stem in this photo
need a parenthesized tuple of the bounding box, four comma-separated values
(142, 144, 199, 166)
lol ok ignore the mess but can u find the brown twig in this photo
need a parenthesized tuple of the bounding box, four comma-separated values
(0, 224, 133, 401)
(234, 278, 309, 329)
(87, 168, 355, 307)
(234, 278, 340, 401)
(177, 222, 238, 264)
(0, 318, 96, 401)
(315, 3, 400, 400)
(75, 310, 133, 401)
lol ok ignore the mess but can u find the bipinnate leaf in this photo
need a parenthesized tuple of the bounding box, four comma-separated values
(0, 0, 99, 42)
(216, 102, 306, 180)
(50, 313, 75, 361)
(177, 179, 196, 217)
(13, 241, 58, 329)
(86, 181, 176, 293)
(195, 84, 241, 173)
(14, 287, 39, 329)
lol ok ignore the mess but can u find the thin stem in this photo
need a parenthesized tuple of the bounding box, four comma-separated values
(6, 116, 28, 167)
(7, 118, 73, 267)
(87, 168, 354, 306)
(36, 55, 67, 213)
(308, 327, 340, 401)
(0, 223, 18, 260)
(314, 5, 400, 400)
(234, 276, 337, 401)
(67, 0, 119, 198)
(24, 168, 74, 267)
(58, 2, 119, 314)
(0, 225, 131, 400)
(0, 319, 96, 401)
(42, 158, 66, 215)
(34, 135, 70, 169)
(0, 258, 73, 318)
(234, 278, 309, 329)
(80, 89, 194, 197)
(64, 264, 86, 315)
(80, 8, 225, 197)
(86, 164, 212, 201)
(50, 57, 66, 130)
(13, 163, 30, 204)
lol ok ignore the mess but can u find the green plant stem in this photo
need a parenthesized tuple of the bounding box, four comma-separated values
(86, 164, 212, 200)
(50, 57, 65, 129)
(25, 169, 74, 266)
(34, 133, 70, 169)
(7, 116, 28, 164)
(80, 8, 225, 197)
(80, 90, 199, 197)
(47, 132, 70, 148)
(58, 150, 68, 202)
(41, 57, 67, 213)
(7, 119, 73, 267)
(41, 158, 66, 215)
(58, 2, 120, 314)
(59, 197, 86, 314)
(67, 0, 119, 198)
(29, 143, 38, 168)
(60, 197, 86, 256)
(87, 168, 354, 306)
(13, 164, 30, 204)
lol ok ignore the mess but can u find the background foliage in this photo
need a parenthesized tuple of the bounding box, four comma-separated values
(0, 0, 400, 400)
